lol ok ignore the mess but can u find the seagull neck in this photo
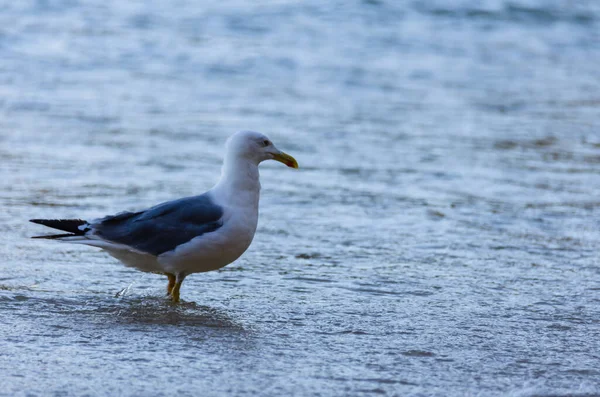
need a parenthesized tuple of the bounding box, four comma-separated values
(213, 157, 261, 207)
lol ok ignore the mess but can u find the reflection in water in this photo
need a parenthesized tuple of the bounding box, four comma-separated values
(3, 290, 249, 331)
(105, 298, 248, 330)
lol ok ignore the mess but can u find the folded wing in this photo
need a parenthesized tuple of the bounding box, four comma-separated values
(91, 194, 224, 256)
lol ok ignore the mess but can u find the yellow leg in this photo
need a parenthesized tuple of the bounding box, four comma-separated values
(171, 280, 183, 303)
(166, 273, 176, 296)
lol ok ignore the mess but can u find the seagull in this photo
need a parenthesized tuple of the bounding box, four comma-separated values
(30, 130, 298, 302)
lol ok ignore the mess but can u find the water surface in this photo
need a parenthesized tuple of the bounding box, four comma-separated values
(1, 1, 599, 396)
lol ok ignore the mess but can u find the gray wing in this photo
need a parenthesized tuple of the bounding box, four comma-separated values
(91, 193, 224, 256)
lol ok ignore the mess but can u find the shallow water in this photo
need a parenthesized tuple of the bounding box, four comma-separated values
(1, 1, 600, 396)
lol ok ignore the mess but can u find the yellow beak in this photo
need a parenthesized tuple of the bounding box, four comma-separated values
(272, 151, 299, 169)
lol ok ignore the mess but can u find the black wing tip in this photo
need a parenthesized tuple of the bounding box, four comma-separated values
(31, 233, 78, 239)
(29, 219, 88, 234)
(30, 218, 86, 223)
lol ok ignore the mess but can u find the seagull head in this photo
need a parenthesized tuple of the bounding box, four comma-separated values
(225, 130, 299, 168)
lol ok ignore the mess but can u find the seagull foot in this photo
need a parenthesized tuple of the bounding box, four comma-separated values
(170, 273, 185, 303)
(171, 281, 182, 303)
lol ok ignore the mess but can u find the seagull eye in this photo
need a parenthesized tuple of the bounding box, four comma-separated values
(262, 140, 271, 147)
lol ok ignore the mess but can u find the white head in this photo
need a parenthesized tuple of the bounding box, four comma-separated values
(225, 130, 298, 168)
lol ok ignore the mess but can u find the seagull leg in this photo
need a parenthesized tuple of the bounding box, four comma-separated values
(171, 273, 186, 303)
(166, 273, 176, 296)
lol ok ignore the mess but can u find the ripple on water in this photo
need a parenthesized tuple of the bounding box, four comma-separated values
(1, 0, 600, 396)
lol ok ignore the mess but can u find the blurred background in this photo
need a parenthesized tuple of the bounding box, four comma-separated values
(1, 1, 599, 396)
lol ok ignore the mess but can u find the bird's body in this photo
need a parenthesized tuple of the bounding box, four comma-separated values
(30, 131, 298, 302)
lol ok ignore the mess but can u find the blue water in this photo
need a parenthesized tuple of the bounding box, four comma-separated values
(1, 1, 600, 396)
